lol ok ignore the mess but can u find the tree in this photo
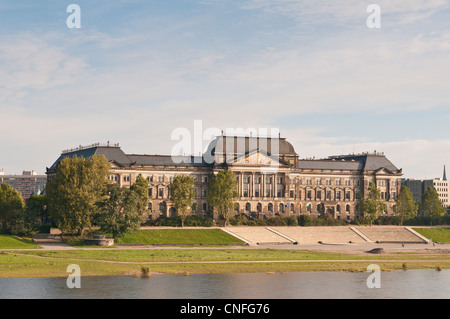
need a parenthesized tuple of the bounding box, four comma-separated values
(130, 174, 150, 216)
(169, 175, 195, 227)
(420, 186, 446, 218)
(356, 182, 387, 226)
(395, 186, 419, 225)
(25, 195, 49, 227)
(45, 155, 110, 235)
(0, 183, 25, 231)
(96, 183, 145, 239)
(206, 170, 238, 226)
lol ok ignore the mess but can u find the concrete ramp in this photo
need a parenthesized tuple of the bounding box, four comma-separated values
(355, 226, 428, 244)
(271, 226, 368, 245)
(223, 227, 293, 246)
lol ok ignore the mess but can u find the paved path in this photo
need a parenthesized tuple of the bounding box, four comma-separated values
(32, 234, 75, 250)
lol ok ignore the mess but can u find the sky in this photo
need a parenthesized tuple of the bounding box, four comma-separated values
(0, 0, 449, 179)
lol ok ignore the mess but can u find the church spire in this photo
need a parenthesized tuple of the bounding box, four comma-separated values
(444, 165, 447, 181)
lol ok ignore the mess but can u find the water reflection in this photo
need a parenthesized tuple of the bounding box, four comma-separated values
(0, 270, 449, 299)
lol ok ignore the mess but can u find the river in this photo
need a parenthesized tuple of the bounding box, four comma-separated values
(0, 269, 449, 299)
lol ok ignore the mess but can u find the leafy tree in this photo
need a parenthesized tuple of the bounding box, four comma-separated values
(46, 155, 110, 235)
(420, 186, 446, 219)
(25, 195, 49, 227)
(356, 182, 387, 226)
(169, 175, 195, 227)
(130, 174, 150, 216)
(96, 183, 145, 239)
(206, 170, 238, 226)
(395, 186, 419, 225)
(0, 183, 25, 231)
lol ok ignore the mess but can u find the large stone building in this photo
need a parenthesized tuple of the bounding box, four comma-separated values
(47, 136, 403, 221)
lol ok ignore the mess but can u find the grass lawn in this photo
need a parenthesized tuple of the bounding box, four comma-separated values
(413, 228, 450, 243)
(2, 248, 449, 278)
(65, 229, 245, 247)
(0, 235, 39, 249)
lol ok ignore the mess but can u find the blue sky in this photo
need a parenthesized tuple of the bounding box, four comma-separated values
(1, 0, 450, 179)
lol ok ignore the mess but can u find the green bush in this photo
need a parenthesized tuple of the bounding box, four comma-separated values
(146, 216, 214, 227)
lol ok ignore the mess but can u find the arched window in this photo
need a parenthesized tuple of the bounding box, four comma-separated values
(203, 203, 207, 212)
(290, 203, 295, 212)
(336, 204, 341, 213)
(257, 203, 262, 212)
(245, 202, 251, 212)
(279, 203, 284, 212)
(169, 207, 176, 218)
(159, 202, 166, 213)
(268, 203, 273, 212)
(346, 204, 351, 213)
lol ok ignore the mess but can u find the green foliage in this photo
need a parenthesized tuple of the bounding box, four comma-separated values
(229, 215, 298, 226)
(0, 183, 25, 230)
(169, 175, 195, 227)
(356, 182, 386, 226)
(130, 174, 150, 215)
(420, 186, 446, 218)
(148, 216, 214, 227)
(45, 155, 110, 235)
(96, 183, 146, 239)
(395, 186, 418, 225)
(206, 170, 238, 226)
(298, 214, 348, 226)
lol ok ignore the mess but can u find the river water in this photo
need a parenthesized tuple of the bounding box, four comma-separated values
(0, 270, 449, 299)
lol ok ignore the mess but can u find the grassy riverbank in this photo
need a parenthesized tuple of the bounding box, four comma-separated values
(1, 248, 449, 278)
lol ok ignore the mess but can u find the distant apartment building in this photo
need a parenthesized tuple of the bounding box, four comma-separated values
(0, 170, 47, 200)
(403, 166, 449, 207)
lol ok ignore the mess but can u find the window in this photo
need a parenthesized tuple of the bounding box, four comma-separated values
(290, 190, 295, 198)
(289, 177, 295, 184)
(158, 188, 164, 198)
(202, 176, 208, 183)
(345, 191, 351, 200)
(255, 176, 261, 184)
(202, 188, 207, 197)
(307, 190, 312, 200)
(345, 179, 351, 186)
(148, 188, 153, 197)
(316, 190, 322, 200)
(245, 203, 251, 211)
(277, 189, 282, 197)
(346, 204, 351, 213)
(336, 190, 341, 200)
(123, 175, 130, 182)
(266, 176, 272, 184)
(325, 179, 331, 185)
(306, 178, 312, 185)
(158, 176, 164, 182)
(243, 189, 248, 197)
(268, 203, 273, 212)
(257, 203, 262, 212)
(279, 203, 284, 212)
(277, 177, 283, 184)
(290, 203, 295, 211)
(316, 178, 322, 185)
(335, 179, 341, 186)
(243, 176, 249, 184)
(203, 203, 207, 212)
(326, 190, 331, 200)
(255, 189, 260, 197)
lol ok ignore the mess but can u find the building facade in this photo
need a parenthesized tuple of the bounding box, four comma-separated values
(0, 170, 47, 200)
(404, 167, 449, 208)
(47, 136, 403, 221)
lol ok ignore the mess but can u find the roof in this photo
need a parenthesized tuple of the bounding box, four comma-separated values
(205, 135, 297, 158)
(49, 146, 132, 170)
(127, 155, 208, 167)
(328, 153, 400, 172)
